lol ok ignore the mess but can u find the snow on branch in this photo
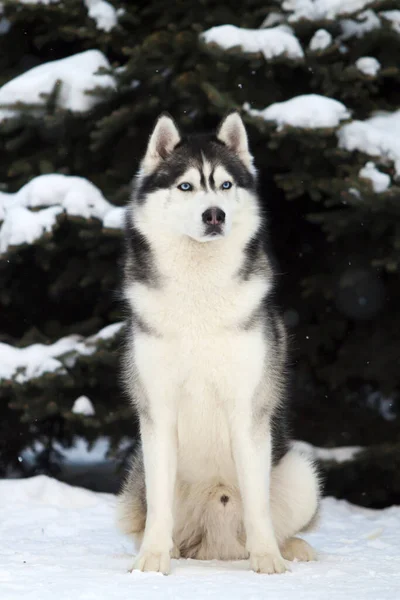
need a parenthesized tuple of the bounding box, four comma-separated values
(308, 28, 333, 50)
(0, 174, 124, 254)
(293, 440, 363, 463)
(338, 110, 400, 177)
(245, 94, 350, 130)
(19, 0, 60, 4)
(201, 24, 304, 60)
(84, 0, 118, 33)
(355, 56, 381, 76)
(0, 49, 115, 121)
(0, 322, 124, 384)
(359, 162, 390, 193)
(72, 396, 96, 416)
(282, 0, 383, 22)
(380, 10, 400, 33)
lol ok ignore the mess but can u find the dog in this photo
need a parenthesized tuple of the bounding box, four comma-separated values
(116, 111, 320, 575)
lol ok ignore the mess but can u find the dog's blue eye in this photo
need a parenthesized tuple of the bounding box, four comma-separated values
(178, 182, 192, 191)
(221, 181, 232, 190)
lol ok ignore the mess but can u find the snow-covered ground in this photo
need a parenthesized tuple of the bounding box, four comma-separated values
(0, 476, 399, 600)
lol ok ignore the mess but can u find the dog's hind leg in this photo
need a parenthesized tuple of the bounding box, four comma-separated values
(270, 448, 321, 562)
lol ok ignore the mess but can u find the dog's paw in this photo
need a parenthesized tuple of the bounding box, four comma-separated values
(280, 537, 316, 562)
(131, 550, 171, 575)
(250, 551, 288, 575)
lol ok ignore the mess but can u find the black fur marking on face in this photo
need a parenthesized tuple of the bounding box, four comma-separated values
(208, 169, 216, 191)
(134, 134, 256, 204)
(199, 169, 207, 190)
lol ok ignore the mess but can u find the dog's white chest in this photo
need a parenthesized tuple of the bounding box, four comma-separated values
(177, 383, 234, 483)
(129, 243, 269, 483)
(138, 324, 267, 484)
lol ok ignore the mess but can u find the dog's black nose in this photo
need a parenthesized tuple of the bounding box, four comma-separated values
(202, 207, 225, 226)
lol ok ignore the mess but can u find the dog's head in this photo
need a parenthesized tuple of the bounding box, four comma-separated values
(133, 112, 259, 243)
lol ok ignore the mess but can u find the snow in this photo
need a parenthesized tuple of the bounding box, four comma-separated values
(359, 161, 390, 192)
(201, 24, 304, 60)
(380, 9, 400, 34)
(355, 56, 381, 76)
(293, 441, 363, 462)
(0, 49, 115, 121)
(0, 321, 124, 384)
(282, 0, 376, 22)
(72, 395, 95, 416)
(338, 110, 400, 177)
(1, 476, 399, 599)
(19, 0, 59, 4)
(0, 205, 63, 253)
(308, 28, 333, 50)
(260, 12, 285, 28)
(84, 0, 117, 33)
(340, 10, 381, 40)
(103, 206, 125, 229)
(245, 94, 350, 130)
(22, 436, 131, 467)
(0, 17, 11, 35)
(0, 174, 123, 253)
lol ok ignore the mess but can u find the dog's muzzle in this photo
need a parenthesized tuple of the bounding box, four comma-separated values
(202, 207, 225, 236)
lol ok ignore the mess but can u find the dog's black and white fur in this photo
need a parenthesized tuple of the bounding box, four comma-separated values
(117, 112, 320, 575)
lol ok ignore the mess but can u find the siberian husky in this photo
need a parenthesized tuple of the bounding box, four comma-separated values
(117, 112, 320, 575)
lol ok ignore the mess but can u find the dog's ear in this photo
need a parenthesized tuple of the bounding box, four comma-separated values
(217, 111, 254, 171)
(142, 113, 181, 174)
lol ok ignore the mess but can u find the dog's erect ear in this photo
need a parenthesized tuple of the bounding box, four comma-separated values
(142, 113, 181, 174)
(216, 111, 254, 171)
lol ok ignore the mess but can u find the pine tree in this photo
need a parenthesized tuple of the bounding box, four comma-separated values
(0, 0, 399, 506)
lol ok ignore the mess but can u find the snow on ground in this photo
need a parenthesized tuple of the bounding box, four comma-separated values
(359, 161, 390, 192)
(84, 0, 118, 32)
(0, 174, 124, 253)
(201, 24, 304, 60)
(308, 28, 333, 50)
(0, 49, 115, 121)
(338, 110, 400, 177)
(282, 0, 381, 22)
(380, 10, 400, 34)
(245, 94, 350, 130)
(355, 56, 381, 76)
(0, 322, 124, 384)
(0, 475, 399, 600)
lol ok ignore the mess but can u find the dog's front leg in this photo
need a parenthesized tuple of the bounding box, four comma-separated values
(231, 415, 287, 575)
(133, 409, 177, 575)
